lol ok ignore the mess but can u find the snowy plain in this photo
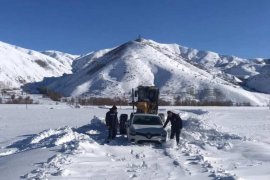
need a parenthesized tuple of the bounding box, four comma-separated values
(0, 104, 270, 180)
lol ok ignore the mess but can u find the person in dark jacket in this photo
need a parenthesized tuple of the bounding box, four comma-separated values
(105, 105, 119, 141)
(163, 111, 183, 145)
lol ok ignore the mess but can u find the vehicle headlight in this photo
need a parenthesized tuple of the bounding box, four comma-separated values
(161, 130, 167, 137)
(130, 128, 136, 136)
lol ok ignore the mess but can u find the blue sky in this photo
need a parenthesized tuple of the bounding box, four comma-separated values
(0, 0, 269, 58)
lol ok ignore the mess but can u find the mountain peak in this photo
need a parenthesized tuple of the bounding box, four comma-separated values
(1, 39, 269, 105)
(0, 41, 73, 89)
(26, 38, 270, 106)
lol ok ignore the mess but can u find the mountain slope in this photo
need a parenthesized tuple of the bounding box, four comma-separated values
(0, 41, 74, 89)
(41, 50, 79, 71)
(176, 44, 265, 79)
(130, 39, 269, 95)
(246, 65, 270, 94)
(34, 39, 269, 106)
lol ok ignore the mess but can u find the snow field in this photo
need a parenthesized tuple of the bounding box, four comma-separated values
(0, 105, 270, 179)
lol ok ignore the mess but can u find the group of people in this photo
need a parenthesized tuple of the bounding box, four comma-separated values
(105, 105, 183, 144)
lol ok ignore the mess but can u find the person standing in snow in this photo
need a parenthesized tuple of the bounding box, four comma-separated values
(163, 111, 183, 145)
(105, 105, 119, 141)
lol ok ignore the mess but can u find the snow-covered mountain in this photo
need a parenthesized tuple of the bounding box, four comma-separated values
(0, 41, 76, 89)
(174, 44, 269, 93)
(32, 38, 269, 106)
(41, 50, 79, 71)
(246, 65, 270, 94)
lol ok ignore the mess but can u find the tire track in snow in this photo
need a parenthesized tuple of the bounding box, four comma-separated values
(65, 117, 187, 179)
(20, 111, 244, 180)
(20, 117, 186, 179)
(162, 110, 243, 180)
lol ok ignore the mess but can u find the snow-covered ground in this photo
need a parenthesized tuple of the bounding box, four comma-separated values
(0, 105, 270, 180)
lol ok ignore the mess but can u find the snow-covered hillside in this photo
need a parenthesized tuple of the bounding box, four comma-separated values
(1, 39, 269, 105)
(174, 43, 269, 93)
(41, 50, 79, 71)
(177, 45, 263, 79)
(0, 41, 76, 89)
(33, 39, 269, 106)
(246, 65, 270, 93)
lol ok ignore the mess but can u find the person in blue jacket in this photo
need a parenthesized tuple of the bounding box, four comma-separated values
(163, 111, 183, 145)
(105, 105, 118, 141)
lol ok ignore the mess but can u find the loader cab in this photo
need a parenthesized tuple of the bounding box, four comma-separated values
(132, 86, 159, 114)
(135, 86, 159, 103)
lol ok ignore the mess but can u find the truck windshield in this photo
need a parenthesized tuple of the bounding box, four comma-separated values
(132, 116, 162, 125)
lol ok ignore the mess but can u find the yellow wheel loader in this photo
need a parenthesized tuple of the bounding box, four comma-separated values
(119, 86, 162, 135)
(132, 86, 159, 114)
